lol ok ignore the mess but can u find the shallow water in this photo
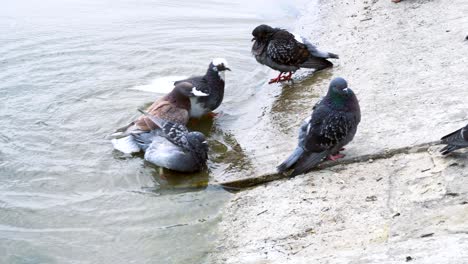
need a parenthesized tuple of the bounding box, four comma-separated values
(0, 0, 314, 263)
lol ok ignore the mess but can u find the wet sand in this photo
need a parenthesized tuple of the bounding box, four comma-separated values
(209, 0, 468, 262)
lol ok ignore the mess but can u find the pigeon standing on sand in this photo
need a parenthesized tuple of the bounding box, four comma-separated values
(175, 58, 231, 118)
(251, 24, 339, 84)
(110, 82, 208, 153)
(440, 124, 468, 155)
(135, 109, 209, 172)
(277, 77, 360, 176)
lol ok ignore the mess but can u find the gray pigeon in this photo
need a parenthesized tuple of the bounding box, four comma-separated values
(175, 58, 231, 118)
(134, 109, 209, 172)
(277, 77, 360, 176)
(440, 124, 468, 155)
(251, 24, 339, 84)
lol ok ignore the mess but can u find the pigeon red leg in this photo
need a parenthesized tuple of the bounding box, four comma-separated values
(280, 72, 293, 81)
(327, 153, 345, 161)
(269, 72, 284, 84)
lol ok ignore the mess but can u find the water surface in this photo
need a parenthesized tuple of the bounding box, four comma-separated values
(0, 0, 312, 263)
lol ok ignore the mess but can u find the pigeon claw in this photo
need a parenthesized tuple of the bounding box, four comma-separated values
(268, 72, 284, 84)
(268, 72, 294, 84)
(327, 154, 345, 161)
(280, 72, 293, 82)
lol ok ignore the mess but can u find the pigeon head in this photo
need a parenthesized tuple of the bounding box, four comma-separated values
(210, 58, 230, 82)
(211, 58, 231, 72)
(328, 77, 352, 97)
(174, 82, 209, 97)
(251, 24, 276, 41)
(187, 131, 209, 159)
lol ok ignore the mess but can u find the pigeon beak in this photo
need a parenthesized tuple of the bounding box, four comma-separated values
(251, 37, 256, 42)
(191, 87, 209, 97)
(225, 67, 231, 71)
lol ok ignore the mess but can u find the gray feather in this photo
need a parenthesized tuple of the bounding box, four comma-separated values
(290, 150, 329, 177)
(440, 124, 468, 155)
(300, 36, 339, 59)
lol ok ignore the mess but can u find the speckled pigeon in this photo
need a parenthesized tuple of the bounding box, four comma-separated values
(277, 77, 360, 176)
(440, 124, 468, 155)
(175, 58, 230, 118)
(134, 109, 209, 172)
(251, 24, 339, 84)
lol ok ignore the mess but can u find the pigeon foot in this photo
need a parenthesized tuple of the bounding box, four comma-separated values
(269, 72, 284, 84)
(327, 154, 345, 161)
(280, 72, 293, 82)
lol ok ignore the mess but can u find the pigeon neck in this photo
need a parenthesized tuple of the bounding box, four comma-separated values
(327, 92, 348, 109)
(206, 66, 225, 82)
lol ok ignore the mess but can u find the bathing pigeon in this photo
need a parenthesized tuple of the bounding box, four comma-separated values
(135, 109, 209, 172)
(440, 124, 468, 155)
(111, 82, 208, 153)
(277, 77, 360, 176)
(251, 24, 339, 84)
(175, 58, 231, 118)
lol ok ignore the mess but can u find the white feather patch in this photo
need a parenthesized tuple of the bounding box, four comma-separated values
(218, 71, 225, 81)
(212, 58, 229, 67)
(189, 98, 208, 118)
(129, 75, 187, 94)
(111, 136, 141, 154)
(192, 87, 209, 96)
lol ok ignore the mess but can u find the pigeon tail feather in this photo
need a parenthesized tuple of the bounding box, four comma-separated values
(327, 52, 339, 59)
(441, 128, 462, 144)
(440, 144, 461, 155)
(300, 57, 333, 71)
(290, 150, 329, 177)
(277, 147, 304, 173)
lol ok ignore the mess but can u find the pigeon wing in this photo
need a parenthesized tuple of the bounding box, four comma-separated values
(175, 76, 209, 94)
(267, 31, 310, 66)
(137, 109, 191, 149)
(304, 105, 356, 152)
(440, 124, 468, 154)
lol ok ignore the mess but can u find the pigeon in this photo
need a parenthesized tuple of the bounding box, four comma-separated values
(277, 77, 360, 176)
(175, 58, 231, 118)
(251, 24, 339, 84)
(440, 124, 468, 155)
(110, 82, 208, 153)
(135, 109, 209, 172)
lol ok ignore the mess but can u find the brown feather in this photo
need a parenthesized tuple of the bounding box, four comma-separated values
(112, 86, 191, 137)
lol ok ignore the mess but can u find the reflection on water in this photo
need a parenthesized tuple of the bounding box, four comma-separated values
(270, 70, 333, 133)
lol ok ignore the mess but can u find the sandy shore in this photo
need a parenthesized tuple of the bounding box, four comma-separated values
(208, 0, 468, 262)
